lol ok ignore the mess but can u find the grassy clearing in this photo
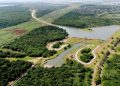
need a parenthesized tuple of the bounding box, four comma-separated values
(66, 37, 102, 44)
(5, 56, 33, 61)
(101, 13, 120, 19)
(0, 20, 42, 47)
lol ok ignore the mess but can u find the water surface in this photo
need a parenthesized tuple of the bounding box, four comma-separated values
(45, 43, 84, 67)
(58, 25, 120, 40)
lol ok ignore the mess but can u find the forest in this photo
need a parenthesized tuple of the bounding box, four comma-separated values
(4, 26, 68, 57)
(0, 59, 32, 86)
(0, 6, 31, 28)
(53, 5, 120, 28)
(15, 60, 92, 86)
(101, 54, 120, 86)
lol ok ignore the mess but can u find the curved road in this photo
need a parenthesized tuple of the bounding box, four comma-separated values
(31, 9, 100, 66)
(31, 10, 57, 26)
(75, 45, 100, 65)
(31, 9, 100, 86)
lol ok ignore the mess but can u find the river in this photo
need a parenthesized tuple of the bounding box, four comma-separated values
(45, 43, 84, 67)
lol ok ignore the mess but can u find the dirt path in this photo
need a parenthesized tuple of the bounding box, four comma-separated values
(75, 45, 100, 65)
(9, 64, 34, 86)
(75, 45, 100, 86)
(31, 10, 55, 26)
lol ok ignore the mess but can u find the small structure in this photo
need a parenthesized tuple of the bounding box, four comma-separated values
(70, 55, 75, 58)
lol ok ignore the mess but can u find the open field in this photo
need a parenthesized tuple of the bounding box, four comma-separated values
(101, 13, 120, 19)
(0, 20, 42, 47)
(66, 37, 102, 44)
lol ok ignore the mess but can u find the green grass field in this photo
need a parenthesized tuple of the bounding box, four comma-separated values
(0, 20, 42, 47)
(101, 13, 120, 19)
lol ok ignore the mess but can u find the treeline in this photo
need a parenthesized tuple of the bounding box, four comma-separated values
(0, 59, 32, 86)
(0, 6, 31, 28)
(54, 12, 120, 28)
(0, 50, 26, 58)
(4, 26, 68, 57)
(53, 5, 120, 28)
(15, 60, 92, 86)
(101, 54, 120, 86)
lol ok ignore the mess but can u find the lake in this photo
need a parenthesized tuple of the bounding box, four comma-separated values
(58, 25, 120, 40)
(45, 25, 120, 67)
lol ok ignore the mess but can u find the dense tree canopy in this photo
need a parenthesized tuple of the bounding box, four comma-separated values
(4, 26, 68, 57)
(15, 60, 92, 86)
(0, 59, 32, 86)
(53, 5, 120, 28)
(81, 48, 91, 54)
(101, 54, 120, 86)
(0, 50, 26, 58)
(0, 6, 31, 28)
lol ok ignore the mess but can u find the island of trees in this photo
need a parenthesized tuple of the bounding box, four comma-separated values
(80, 48, 93, 63)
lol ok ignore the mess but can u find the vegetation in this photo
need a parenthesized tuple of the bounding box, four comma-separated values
(15, 60, 92, 86)
(81, 48, 91, 54)
(102, 54, 120, 86)
(0, 59, 32, 86)
(0, 50, 26, 58)
(80, 53, 93, 63)
(79, 48, 93, 63)
(54, 5, 120, 28)
(4, 26, 68, 57)
(35, 3, 67, 17)
(0, 6, 31, 28)
(52, 42, 63, 48)
(41, 4, 80, 23)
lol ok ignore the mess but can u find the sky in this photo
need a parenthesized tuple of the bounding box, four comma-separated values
(0, 0, 119, 3)
(0, 0, 102, 3)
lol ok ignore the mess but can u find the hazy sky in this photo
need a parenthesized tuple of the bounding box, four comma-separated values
(0, 0, 119, 3)
(0, 0, 103, 3)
